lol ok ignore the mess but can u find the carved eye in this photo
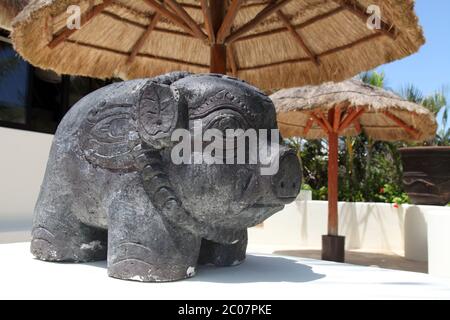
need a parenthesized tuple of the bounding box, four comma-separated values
(89, 112, 132, 141)
(205, 112, 249, 132)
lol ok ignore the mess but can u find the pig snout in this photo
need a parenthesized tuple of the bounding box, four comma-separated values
(270, 148, 302, 204)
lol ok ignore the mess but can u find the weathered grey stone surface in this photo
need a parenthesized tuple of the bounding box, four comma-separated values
(31, 73, 302, 282)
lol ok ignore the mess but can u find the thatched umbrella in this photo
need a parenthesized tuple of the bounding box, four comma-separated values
(11, 0, 424, 90)
(271, 79, 437, 262)
(0, 0, 29, 30)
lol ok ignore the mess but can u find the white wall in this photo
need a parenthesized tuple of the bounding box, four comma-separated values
(0, 127, 53, 242)
(249, 201, 449, 264)
(427, 211, 450, 278)
(249, 201, 407, 253)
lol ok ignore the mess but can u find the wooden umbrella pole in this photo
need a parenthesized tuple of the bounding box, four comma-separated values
(211, 44, 227, 74)
(322, 106, 345, 263)
(210, 0, 227, 74)
(327, 131, 339, 236)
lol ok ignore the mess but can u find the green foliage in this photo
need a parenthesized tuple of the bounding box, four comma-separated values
(286, 138, 331, 201)
(316, 186, 329, 201)
(437, 129, 450, 146)
(301, 183, 329, 200)
(339, 134, 409, 204)
(375, 184, 410, 205)
(301, 183, 313, 191)
(294, 134, 410, 204)
(360, 71, 386, 88)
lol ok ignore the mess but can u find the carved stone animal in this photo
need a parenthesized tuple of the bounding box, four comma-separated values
(31, 73, 302, 282)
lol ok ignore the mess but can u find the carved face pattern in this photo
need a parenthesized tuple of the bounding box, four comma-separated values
(162, 75, 301, 229)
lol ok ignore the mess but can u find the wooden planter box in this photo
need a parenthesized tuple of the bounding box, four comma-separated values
(400, 147, 450, 206)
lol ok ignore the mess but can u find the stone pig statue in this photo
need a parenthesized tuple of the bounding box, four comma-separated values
(31, 73, 302, 282)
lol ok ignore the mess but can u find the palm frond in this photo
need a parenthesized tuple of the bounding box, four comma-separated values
(400, 84, 424, 104)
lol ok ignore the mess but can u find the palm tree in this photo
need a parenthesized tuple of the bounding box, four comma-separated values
(400, 84, 449, 146)
(400, 84, 424, 105)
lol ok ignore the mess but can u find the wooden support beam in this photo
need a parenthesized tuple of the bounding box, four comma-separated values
(382, 111, 420, 139)
(144, 0, 199, 39)
(48, 0, 114, 48)
(88, 0, 95, 10)
(353, 119, 362, 134)
(317, 111, 333, 133)
(321, 32, 384, 57)
(333, 105, 342, 132)
(165, 0, 207, 40)
(239, 57, 310, 71)
(227, 45, 238, 76)
(216, 0, 243, 44)
(225, 0, 293, 44)
(303, 117, 314, 135)
(277, 10, 320, 66)
(45, 15, 54, 43)
(101, 11, 193, 38)
(341, 0, 397, 39)
(239, 32, 384, 71)
(200, 0, 215, 43)
(236, 6, 345, 42)
(311, 112, 332, 134)
(65, 39, 209, 68)
(180, 3, 201, 10)
(127, 13, 161, 64)
(338, 108, 365, 133)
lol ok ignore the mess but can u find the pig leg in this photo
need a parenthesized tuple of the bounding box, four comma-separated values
(31, 158, 107, 262)
(107, 182, 202, 282)
(31, 206, 107, 263)
(198, 230, 248, 267)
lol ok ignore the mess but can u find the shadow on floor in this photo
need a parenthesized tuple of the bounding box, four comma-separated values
(48, 255, 325, 284)
(274, 250, 428, 274)
(32, 258, 108, 270)
(192, 254, 325, 283)
(83, 260, 107, 269)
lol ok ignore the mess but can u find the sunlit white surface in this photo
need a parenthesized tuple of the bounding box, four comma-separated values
(1, 243, 450, 300)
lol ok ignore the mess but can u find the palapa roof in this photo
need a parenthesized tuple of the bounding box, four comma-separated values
(0, 0, 29, 30)
(271, 78, 437, 142)
(11, 0, 424, 90)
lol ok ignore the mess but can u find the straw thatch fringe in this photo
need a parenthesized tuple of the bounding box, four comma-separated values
(0, 0, 29, 30)
(11, 0, 424, 90)
(271, 79, 437, 142)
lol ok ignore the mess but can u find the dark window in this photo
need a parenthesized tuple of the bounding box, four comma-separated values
(0, 39, 30, 126)
(0, 30, 116, 134)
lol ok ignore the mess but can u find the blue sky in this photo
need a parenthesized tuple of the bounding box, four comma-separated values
(375, 0, 449, 129)
(377, 0, 450, 95)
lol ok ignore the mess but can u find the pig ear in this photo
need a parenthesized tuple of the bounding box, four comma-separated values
(138, 81, 187, 150)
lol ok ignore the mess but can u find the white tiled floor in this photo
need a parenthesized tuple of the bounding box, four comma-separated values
(1, 242, 450, 300)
